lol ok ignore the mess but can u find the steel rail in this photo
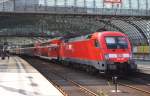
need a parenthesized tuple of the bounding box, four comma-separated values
(119, 83, 150, 95)
(49, 71, 99, 96)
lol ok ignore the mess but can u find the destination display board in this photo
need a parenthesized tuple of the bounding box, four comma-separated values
(104, 0, 122, 3)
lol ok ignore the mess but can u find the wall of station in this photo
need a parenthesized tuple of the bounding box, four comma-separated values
(13, 0, 150, 10)
(0, 0, 150, 16)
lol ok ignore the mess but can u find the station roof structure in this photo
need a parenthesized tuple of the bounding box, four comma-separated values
(0, 0, 150, 46)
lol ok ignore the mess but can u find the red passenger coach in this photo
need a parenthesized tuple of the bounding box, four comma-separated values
(48, 39, 62, 60)
(60, 31, 137, 74)
(34, 41, 42, 56)
(35, 38, 62, 60)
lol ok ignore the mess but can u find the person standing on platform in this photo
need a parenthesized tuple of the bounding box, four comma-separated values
(6, 50, 10, 60)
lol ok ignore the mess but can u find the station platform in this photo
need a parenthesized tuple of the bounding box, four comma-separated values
(136, 60, 150, 74)
(0, 56, 63, 96)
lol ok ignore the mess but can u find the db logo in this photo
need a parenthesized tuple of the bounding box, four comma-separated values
(68, 45, 72, 50)
(117, 54, 122, 58)
(66, 44, 74, 51)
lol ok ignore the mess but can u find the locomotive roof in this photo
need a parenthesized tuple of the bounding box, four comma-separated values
(68, 34, 91, 42)
(98, 31, 126, 36)
(68, 31, 126, 42)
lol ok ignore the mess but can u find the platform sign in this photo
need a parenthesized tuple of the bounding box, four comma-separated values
(104, 0, 122, 3)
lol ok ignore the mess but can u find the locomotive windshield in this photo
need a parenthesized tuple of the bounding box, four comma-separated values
(105, 36, 128, 49)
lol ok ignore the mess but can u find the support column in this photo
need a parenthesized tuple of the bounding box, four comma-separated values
(146, 0, 148, 14)
(64, 0, 67, 12)
(25, 0, 27, 11)
(44, 0, 47, 11)
(54, 0, 57, 11)
(64, 0, 67, 7)
(84, 0, 87, 12)
(93, 0, 96, 13)
(13, 0, 16, 11)
(74, 0, 77, 7)
(74, 0, 77, 13)
(2, 0, 4, 11)
(129, 0, 131, 9)
(137, 0, 140, 10)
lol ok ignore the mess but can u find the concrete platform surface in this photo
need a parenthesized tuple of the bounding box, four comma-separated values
(0, 56, 63, 96)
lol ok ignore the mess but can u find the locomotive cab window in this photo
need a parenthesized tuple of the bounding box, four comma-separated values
(105, 37, 128, 49)
(94, 40, 100, 48)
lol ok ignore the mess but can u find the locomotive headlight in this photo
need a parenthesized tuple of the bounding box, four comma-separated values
(122, 53, 132, 59)
(123, 54, 130, 58)
(105, 54, 117, 59)
(109, 54, 117, 58)
(105, 54, 109, 60)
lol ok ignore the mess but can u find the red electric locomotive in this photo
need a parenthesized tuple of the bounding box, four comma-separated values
(17, 31, 137, 74)
(59, 31, 137, 74)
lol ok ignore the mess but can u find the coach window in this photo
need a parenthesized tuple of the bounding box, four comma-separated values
(34, 49, 37, 51)
(94, 40, 100, 48)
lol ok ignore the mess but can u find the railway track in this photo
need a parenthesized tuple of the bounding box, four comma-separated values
(101, 76, 150, 96)
(48, 70, 99, 96)
(23, 57, 100, 96)
(46, 68, 150, 96)
(42, 71, 69, 96)
(122, 73, 150, 94)
(43, 67, 150, 96)
(118, 82, 150, 95)
(106, 73, 150, 95)
(23, 57, 150, 96)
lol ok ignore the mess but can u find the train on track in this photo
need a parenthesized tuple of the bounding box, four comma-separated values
(11, 31, 137, 74)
